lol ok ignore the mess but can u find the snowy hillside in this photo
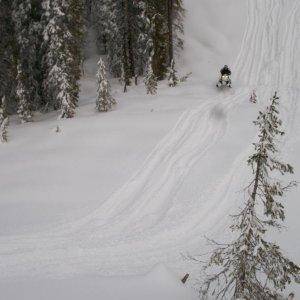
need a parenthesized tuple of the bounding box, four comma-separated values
(1, 0, 300, 299)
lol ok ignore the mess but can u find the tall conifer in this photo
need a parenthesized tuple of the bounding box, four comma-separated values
(201, 93, 299, 299)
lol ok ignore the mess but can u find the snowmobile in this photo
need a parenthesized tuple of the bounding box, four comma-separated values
(216, 74, 232, 88)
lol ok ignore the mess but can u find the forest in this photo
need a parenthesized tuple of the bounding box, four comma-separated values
(0, 0, 184, 122)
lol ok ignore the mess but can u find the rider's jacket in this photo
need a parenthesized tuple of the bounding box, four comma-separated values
(220, 67, 231, 76)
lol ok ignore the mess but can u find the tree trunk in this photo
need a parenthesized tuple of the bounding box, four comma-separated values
(167, 0, 173, 65)
(126, 2, 135, 78)
(234, 155, 262, 299)
(122, 0, 131, 88)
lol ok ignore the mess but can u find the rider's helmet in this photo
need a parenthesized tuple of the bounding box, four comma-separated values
(224, 65, 228, 69)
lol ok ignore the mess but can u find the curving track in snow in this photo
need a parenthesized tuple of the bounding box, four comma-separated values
(0, 0, 299, 279)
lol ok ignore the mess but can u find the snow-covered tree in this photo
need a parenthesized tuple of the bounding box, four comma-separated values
(42, 0, 79, 118)
(90, 0, 185, 83)
(16, 64, 33, 123)
(13, 0, 43, 111)
(143, 13, 157, 95)
(170, 0, 185, 59)
(134, 0, 150, 77)
(68, 0, 85, 83)
(0, 1, 15, 105)
(94, 0, 134, 86)
(145, 1, 171, 79)
(168, 59, 179, 87)
(96, 58, 116, 112)
(0, 96, 9, 143)
(104, 0, 124, 78)
(144, 56, 157, 95)
(200, 92, 299, 299)
(58, 72, 77, 119)
(250, 89, 257, 103)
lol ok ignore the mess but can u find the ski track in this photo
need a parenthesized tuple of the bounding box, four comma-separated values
(0, 0, 299, 279)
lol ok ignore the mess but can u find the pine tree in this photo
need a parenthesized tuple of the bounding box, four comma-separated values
(102, 0, 124, 78)
(200, 93, 299, 299)
(250, 90, 257, 103)
(171, 0, 185, 58)
(146, 0, 184, 79)
(122, 0, 135, 82)
(13, 0, 43, 111)
(96, 58, 116, 112)
(16, 64, 33, 123)
(135, 0, 150, 77)
(91, 0, 106, 52)
(168, 58, 179, 87)
(166, 0, 173, 64)
(68, 0, 85, 102)
(94, 0, 134, 86)
(0, 96, 9, 143)
(91, 0, 185, 83)
(143, 12, 157, 95)
(59, 73, 77, 119)
(144, 56, 157, 95)
(0, 0, 15, 106)
(111, 0, 137, 87)
(42, 0, 78, 118)
(147, 1, 168, 79)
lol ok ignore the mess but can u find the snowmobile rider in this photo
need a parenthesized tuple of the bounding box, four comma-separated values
(220, 65, 231, 76)
(216, 65, 232, 88)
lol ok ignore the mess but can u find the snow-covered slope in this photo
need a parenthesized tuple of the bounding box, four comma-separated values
(0, 264, 197, 300)
(1, 0, 299, 299)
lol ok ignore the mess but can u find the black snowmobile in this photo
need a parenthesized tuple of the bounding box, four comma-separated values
(216, 65, 232, 88)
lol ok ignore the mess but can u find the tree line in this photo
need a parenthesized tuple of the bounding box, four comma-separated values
(0, 0, 184, 124)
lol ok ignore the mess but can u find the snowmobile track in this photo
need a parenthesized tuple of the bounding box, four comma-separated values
(0, 0, 299, 279)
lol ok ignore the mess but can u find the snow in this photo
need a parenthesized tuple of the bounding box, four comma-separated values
(1, 0, 299, 299)
(0, 264, 197, 300)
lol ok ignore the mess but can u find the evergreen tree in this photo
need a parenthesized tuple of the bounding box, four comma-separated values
(91, 0, 185, 83)
(144, 56, 157, 95)
(250, 90, 257, 103)
(42, 0, 79, 118)
(16, 64, 33, 123)
(68, 0, 85, 102)
(0, 96, 9, 143)
(147, 1, 168, 79)
(122, 0, 136, 82)
(13, 0, 43, 111)
(0, 0, 185, 119)
(168, 59, 179, 87)
(106, 0, 136, 86)
(166, 0, 173, 64)
(96, 58, 116, 112)
(93, 0, 129, 83)
(58, 73, 77, 119)
(0, 0, 16, 107)
(148, 0, 184, 78)
(102, 0, 124, 78)
(201, 93, 299, 299)
(92, 0, 111, 55)
(171, 0, 184, 58)
(144, 14, 157, 95)
(134, 0, 150, 77)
